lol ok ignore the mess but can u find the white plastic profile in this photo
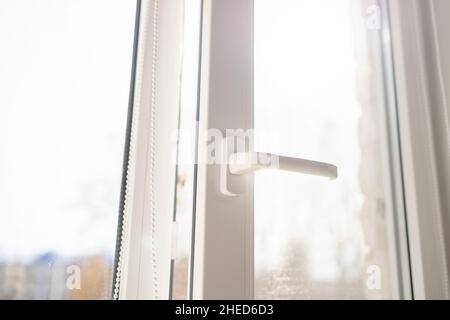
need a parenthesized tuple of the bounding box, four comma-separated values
(116, 0, 185, 300)
(229, 152, 338, 179)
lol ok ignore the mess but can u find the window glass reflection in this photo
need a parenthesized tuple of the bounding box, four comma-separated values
(0, 0, 135, 299)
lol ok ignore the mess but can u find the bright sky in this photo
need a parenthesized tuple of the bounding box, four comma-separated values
(0, 0, 135, 261)
(254, 0, 366, 282)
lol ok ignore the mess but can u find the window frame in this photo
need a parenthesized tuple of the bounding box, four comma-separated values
(191, 0, 255, 300)
(114, 0, 450, 301)
(389, 0, 450, 300)
(113, 0, 184, 300)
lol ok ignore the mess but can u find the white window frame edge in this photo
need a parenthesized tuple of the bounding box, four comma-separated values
(192, 0, 254, 299)
(389, 0, 450, 300)
(377, 0, 413, 300)
(114, 0, 184, 300)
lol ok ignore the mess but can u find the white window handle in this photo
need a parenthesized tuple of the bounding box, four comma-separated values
(220, 141, 338, 197)
(228, 152, 338, 179)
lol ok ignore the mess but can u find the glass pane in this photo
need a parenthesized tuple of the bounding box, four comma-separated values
(254, 0, 407, 299)
(0, 0, 136, 299)
(170, 0, 202, 300)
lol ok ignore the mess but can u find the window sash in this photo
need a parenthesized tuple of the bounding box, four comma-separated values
(114, 0, 184, 300)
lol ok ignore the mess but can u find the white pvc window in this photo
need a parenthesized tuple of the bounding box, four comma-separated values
(116, 0, 450, 300)
(5, 0, 450, 301)
(191, 0, 412, 300)
(113, 0, 450, 301)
